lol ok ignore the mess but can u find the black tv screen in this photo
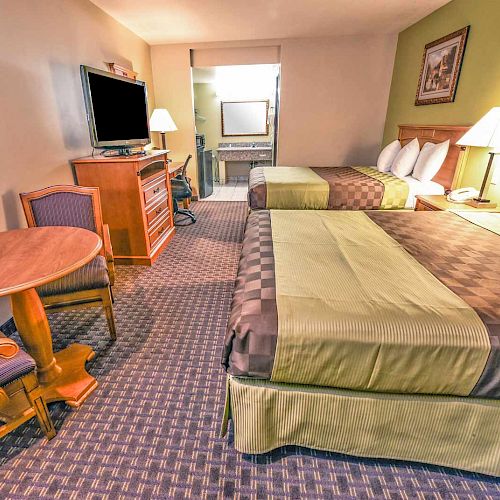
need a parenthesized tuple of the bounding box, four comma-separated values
(81, 66, 150, 148)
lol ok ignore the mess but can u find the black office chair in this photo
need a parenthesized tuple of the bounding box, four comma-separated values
(171, 155, 196, 225)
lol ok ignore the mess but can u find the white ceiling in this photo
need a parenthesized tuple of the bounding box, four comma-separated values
(90, 0, 451, 45)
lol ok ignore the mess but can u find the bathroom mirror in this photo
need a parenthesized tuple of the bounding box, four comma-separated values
(221, 100, 269, 136)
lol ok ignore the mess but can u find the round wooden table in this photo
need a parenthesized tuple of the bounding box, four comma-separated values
(0, 226, 102, 407)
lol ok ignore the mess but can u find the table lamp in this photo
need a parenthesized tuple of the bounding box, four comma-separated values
(149, 108, 177, 150)
(456, 107, 500, 208)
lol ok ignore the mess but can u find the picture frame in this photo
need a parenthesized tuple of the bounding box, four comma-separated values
(415, 26, 470, 106)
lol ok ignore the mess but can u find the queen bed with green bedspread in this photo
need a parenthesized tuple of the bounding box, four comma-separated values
(221, 210, 500, 476)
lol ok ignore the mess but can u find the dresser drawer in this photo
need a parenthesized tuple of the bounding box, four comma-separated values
(146, 195, 169, 226)
(143, 174, 167, 206)
(148, 213, 172, 247)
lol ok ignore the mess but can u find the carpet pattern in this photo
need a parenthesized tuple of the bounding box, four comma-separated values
(0, 202, 499, 499)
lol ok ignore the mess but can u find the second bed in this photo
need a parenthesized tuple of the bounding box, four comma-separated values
(248, 124, 468, 210)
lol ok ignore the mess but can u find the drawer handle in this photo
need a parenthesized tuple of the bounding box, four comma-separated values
(158, 226, 165, 235)
(153, 187, 161, 194)
(155, 207, 163, 215)
(259, 154, 267, 157)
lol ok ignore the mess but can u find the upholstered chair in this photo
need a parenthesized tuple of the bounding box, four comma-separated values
(0, 335, 56, 440)
(19, 185, 117, 340)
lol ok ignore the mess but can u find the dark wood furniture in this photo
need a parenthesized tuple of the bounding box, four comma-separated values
(20, 185, 117, 340)
(415, 194, 500, 212)
(398, 124, 470, 191)
(73, 150, 175, 266)
(0, 226, 102, 407)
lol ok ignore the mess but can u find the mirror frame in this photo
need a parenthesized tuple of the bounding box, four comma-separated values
(221, 100, 269, 137)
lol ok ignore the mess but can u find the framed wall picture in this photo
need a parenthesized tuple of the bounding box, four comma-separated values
(415, 26, 470, 106)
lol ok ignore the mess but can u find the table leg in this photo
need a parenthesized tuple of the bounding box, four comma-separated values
(10, 288, 97, 408)
(11, 289, 61, 385)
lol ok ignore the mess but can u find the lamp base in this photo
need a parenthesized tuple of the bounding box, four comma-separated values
(465, 198, 497, 209)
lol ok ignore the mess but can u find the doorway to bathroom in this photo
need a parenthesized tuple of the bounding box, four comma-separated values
(191, 64, 280, 201)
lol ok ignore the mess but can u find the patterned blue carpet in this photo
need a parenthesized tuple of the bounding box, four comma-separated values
(0, 202, 499, 498)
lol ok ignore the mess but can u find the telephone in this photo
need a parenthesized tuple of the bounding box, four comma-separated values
(446, 187, 480, 203)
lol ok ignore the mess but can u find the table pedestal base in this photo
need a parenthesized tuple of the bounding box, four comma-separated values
(41, 344, 98, 408)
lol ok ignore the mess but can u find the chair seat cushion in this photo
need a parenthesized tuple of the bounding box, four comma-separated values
(37, 255, 109, 297)
(0, 346, 35, 387)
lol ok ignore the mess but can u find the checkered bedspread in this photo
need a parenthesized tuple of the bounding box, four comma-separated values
(222, 210, 500, 399)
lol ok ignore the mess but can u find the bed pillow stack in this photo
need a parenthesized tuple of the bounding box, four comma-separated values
(390, 138, 420, 178)
(376, 138, 450, 180)
(377, 140, 401, 172)
(412, 140, 450, 182)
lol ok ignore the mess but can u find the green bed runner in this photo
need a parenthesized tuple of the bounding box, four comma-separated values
(353, 167, 410, 209)
(263, 167, 329, 209)
(269, 210, 490, 395)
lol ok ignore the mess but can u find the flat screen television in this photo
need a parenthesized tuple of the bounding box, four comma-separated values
(80, 65, 150, 150)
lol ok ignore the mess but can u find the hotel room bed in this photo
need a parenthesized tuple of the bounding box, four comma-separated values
(248, 125, 468, 210)
(221, 209, 500, 476)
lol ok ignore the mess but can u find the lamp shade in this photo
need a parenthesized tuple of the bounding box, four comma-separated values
(149, 108, 177, 132)
(456, 107, 500, 149)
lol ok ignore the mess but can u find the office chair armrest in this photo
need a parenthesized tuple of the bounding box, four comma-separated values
(103, 224, 116, 286)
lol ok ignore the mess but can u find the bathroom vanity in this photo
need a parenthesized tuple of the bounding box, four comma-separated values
(216, 142, 272, 183)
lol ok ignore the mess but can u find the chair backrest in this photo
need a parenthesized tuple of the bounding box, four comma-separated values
(180, 155, 192, 179)
(19, 185, 104, 241)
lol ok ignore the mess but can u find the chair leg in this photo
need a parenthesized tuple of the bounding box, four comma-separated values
(22, 374, 56, 440)
(101, 287, 117, 340)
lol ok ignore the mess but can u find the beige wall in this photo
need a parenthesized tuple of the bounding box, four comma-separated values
(191, 46, 280, 67)
(150, 44, 199, 190)
(278, 35, 397, 167)
(0, 0, 155, 322)
(152, 35, 397, 185)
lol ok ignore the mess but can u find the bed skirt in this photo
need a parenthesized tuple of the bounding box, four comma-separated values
(222, 376, 500, 477)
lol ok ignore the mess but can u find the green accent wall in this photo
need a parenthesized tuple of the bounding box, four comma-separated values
(383, 0, 500, 202)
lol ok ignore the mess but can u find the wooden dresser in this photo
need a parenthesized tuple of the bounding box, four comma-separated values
(73, 150, 175, 265)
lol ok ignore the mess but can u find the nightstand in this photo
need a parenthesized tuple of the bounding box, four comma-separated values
(415, 195, 500, 212)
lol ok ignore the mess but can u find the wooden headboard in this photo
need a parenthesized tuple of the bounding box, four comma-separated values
(398, 124, 470, 191)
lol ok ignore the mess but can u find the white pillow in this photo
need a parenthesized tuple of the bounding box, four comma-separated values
(377, 140, 401, 172)
(391, 138, 420, 178)
(412, 140, 450, 182)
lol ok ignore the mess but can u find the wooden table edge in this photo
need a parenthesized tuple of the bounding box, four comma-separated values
(0, 234, 102, 297)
